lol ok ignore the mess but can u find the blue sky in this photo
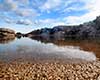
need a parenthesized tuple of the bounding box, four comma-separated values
(0, 0, 100, 33)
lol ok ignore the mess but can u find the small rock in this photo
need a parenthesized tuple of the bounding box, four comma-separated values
(97, 75, 100, 80)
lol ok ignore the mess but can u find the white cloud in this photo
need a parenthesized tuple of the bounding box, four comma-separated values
(62, 5, 86, 13)
(5, 18, 14, 23)
(0, 0, 100, 27)
(3, 17, 33, 25)
(0, 0, 38, 25)
(16, 19, 32, 25)
(15, 0, 29, 5)
(41, 0, 61, 12)
(39, 19, 56, 24)
(15, 8, 37, 17)
(39, 0, 100, 26)
(0, 0, 38, 17)
(36, 18, 66, 27)
(85, 0, 100, 16)
(0, 0, 17, 11)
(41, 0, 80, 12)
(64, 0, 100, 25)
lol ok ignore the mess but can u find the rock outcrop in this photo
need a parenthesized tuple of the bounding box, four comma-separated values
(0, 28, 15, 39)
(26, 16, 100, 39)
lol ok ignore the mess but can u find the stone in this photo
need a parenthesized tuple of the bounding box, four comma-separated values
(0, 28, 15, 43)
(97, 75, 100, 80)
(0, 28, 15, 38)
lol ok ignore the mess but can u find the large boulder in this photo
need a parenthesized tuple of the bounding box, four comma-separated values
(0, 28, 15, 39)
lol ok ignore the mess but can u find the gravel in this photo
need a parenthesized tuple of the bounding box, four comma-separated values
(0, 60, 100, 80)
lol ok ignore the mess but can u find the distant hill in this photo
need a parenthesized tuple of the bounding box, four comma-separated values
(25, 16, 100, 39)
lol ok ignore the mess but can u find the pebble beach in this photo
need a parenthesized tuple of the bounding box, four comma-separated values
(0, 60, 100, 80)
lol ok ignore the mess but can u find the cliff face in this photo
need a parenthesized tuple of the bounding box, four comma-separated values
(26, 16, 100, 39)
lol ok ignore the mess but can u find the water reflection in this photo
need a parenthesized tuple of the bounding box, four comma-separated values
(0, 37, 98, 62)
(0, 37, 15, 44)
(31, 37, 100, 58)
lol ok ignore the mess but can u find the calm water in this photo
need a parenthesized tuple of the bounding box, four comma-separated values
(0, 37, 100, 62)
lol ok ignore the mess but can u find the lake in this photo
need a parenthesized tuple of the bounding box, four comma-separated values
(0, 37, 100, 63)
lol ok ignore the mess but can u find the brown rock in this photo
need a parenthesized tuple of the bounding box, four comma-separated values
(0, 28, 15, 43)
(97, 75, 100, 80)
(0, 28, 15, 38)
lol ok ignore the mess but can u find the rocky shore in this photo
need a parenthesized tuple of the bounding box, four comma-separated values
(0, 60, 100, 80)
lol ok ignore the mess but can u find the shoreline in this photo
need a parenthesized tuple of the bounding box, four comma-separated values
(0, 59, 100, 80)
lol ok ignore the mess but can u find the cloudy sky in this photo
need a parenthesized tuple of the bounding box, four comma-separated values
(0, 0, 100, 33)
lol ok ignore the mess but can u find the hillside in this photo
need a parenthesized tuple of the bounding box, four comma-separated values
(25, 16, 100, 39)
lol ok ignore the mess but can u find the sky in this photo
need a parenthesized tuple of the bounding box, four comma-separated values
(0, 0, 100, 33)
